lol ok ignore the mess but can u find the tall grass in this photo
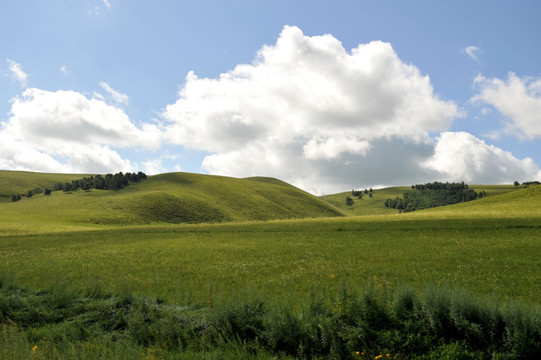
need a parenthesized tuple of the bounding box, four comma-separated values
(1, 277, 540, 359)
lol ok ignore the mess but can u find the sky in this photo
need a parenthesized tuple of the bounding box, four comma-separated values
(1, 0, 540, 194)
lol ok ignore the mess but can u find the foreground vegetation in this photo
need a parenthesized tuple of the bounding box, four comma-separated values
(2, 277, 540, 359)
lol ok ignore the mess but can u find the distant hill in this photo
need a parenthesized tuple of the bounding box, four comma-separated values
(320, 187, 410, 216)
(0, 171, 344, 229)
(319, 185, 520, 216)
(420, 183, 541, 218)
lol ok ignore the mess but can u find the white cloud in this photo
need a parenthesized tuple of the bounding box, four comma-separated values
(6, 59, 28, 87)
(60, 65, 70, 75)
(303, 137, 371, 160)
(141, 158, 166, 175)
(472, 73, 541, 140)
(423, 132, 541, 183)
(6, 88, 157, 147)
(99, 81, 129, 105)
(464, 46, 481, 64)
(0, 88, 161, 174)
(88, 0, 112, 15)
(162, 26, 460, 193)
(0, 134, 69, 173)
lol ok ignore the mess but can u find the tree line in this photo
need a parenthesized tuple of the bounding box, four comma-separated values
(11, 171, 147, 202)
(384, 181, 482, 212)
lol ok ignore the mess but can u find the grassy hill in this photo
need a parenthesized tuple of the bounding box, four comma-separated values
(321, 184, 520, 216)
(414, 183, 541, 218)
(0, 171, 343, 232)
(0, 170, 91, 202)
(320, 187, 410, 216)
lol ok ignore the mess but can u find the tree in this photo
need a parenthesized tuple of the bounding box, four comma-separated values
(44, 189, 52, 196)
(345, 196, 354, 206)
(514, 181, 520, 187)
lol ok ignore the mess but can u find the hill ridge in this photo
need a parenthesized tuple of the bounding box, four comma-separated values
(0, 170, 344, 231)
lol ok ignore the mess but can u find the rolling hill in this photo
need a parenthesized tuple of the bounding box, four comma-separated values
(0, 170, 92, 202)
(0, 171, 344, 232)
(321, 184, 520, 216)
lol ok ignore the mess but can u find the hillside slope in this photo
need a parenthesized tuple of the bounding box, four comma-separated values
(416, 183, 541, 218)
(321, 185, 519, 216)
(0, 171, 343, 231)
(0, 170, 92, 201)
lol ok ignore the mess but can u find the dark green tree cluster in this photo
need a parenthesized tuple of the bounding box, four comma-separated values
(385, 181, 479, 212)
(53, 171, 147, 192)
(10, 191, 35, 202)
(351, 188, 373, 200)
(345, 196, 354, 206)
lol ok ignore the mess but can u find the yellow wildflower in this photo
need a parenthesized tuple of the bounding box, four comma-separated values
(32, 345, 38, 351)
(375, 355, 383, 360)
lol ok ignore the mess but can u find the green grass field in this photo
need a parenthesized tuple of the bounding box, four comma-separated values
(2, 215, 541, 305)
(1, 171, 541, 358)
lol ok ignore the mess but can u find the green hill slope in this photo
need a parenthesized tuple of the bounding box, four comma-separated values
(0, 171, 344, 232)
(321, 184, 519, 216)
(416, 184, 541, 219)
(320, 187, 410, 216)
(0, 170, 91, 202)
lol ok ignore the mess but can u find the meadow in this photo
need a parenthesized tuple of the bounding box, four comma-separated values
(1, 171, 540, 359)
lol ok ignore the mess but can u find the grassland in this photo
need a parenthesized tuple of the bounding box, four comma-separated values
(1, 170, 541, 358)
(2, 215, 541, 305)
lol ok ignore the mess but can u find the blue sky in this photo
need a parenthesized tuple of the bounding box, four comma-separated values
(1, 0, 540, 194)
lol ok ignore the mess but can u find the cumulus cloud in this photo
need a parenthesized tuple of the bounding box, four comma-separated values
(6, 59, 28, 87)
(464, 46, 481, 64)
(423, 132, 541, 184)
(99, 81, 129, 105)
(0, 88, 161, 173)
(472, 73, 541, 140)
(162, 25, 461, 193)
(141, 158, 167, 175)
